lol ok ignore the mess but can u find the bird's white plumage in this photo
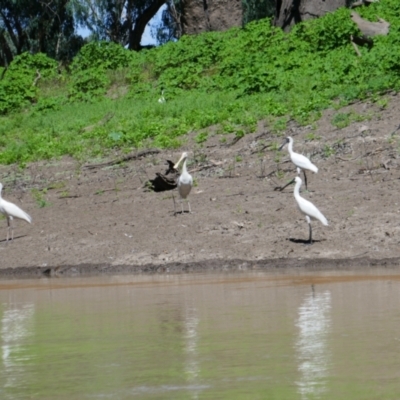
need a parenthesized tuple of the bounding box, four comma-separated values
(158, 90, 166, 103)
(0, 183, 32, 241)
(283, 136, 318, 174)
(174, 152, 193, 213)
(294, 177, 328, 226)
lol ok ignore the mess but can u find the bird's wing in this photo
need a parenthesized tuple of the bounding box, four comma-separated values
(299, 198, 328, 225)
(165, 160, 177, 175)
(178, 183, 192, 198)
(292, 153, 318, 173)
(2, 200, 32, 223)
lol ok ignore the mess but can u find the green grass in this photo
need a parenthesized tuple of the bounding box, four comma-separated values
(0, 91, 273, 164)
(1, 0, 400, 165)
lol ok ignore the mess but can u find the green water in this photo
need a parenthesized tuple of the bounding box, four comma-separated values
(0, 271, 400, 399)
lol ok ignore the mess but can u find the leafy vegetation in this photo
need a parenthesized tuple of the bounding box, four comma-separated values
(1, 1, 400, 165)
(331, 110, 372, 129)
(0, 53, 58, 114)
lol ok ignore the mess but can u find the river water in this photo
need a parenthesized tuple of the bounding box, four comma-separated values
(0, 269, 400, 399)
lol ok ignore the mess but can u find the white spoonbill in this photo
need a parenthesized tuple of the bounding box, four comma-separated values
(279, 136, 318, 190)
(174, 152, 193, 214)
(0, 183, 32, 242)
(158, 90, 166, 104)
(293, 176, 328, 244)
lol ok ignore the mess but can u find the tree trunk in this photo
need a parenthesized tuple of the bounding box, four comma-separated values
(0, 32, 13, 67)
(275, 0, 347, 31)
(180, 0, 242, 35)
(128, 0, 166, 51)
(0, 9, 26, 54)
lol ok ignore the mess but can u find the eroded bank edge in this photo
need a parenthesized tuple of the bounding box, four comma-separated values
(0, 257, 399, 279)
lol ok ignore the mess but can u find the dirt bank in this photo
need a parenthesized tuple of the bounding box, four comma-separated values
(1, 95, 400, 278)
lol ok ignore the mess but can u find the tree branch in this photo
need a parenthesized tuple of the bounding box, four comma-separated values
(350, 12, 390, 37)
(0, 10, 20, 51)
(128, 0, 166, 51)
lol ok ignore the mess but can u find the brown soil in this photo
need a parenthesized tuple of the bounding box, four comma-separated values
(1, 95, 400, 278)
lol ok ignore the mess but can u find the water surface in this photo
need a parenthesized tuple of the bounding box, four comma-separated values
(0, 269, 400, 399)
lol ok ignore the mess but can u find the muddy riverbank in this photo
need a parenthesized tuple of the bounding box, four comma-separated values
(1, 95, 400, 278)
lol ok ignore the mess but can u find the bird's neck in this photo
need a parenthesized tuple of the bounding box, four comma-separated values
(288, 140, 294, 154)
(181, 159, 188, 175)
(294, 180, 302, 199)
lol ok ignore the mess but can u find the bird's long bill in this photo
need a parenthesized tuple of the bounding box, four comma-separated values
(174, 154, 185, 170)
(278, 139, 288, 151)
(279, 177, 296, 191)
(287, 177, 296, 187)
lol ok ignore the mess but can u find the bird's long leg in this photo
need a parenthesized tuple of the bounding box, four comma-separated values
(308, 223, 313, 244)
(187, 200, 191, 214)
(181, 199, 184, 214)
(303, 170, 308, 191)
(305, 216, 313, 245)
(11, 218, 14, 241)
(172, 192, 177, 216)
(278, 178, 295, 191)
(6, 218, 10, 243)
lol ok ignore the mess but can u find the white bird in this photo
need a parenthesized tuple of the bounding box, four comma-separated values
(279, 136, 318, 190)
(158, 90, 166, 104)
(293, 176, 328, 244)
(174, 152, 193, 214)
(0, 183, 32, 242)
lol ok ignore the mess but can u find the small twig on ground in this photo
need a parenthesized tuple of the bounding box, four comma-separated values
(58, 195, 80, 199)
(335, 155, 360, 162)
(362, 147, 385, 158)
(188, 161, 223, 173)
(229, 135, 244, 146)
(84, 149, 160, 169)
(254, 130, 270, 140)
(251, 143, 270, 154)
(94, 188, 118, 194)
(226, 192, 245, 197)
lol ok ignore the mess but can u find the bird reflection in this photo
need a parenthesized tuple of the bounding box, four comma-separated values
(295, 289, 332, 399)
(1, 303, 35, 388)
(184, 307, 200, 399)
